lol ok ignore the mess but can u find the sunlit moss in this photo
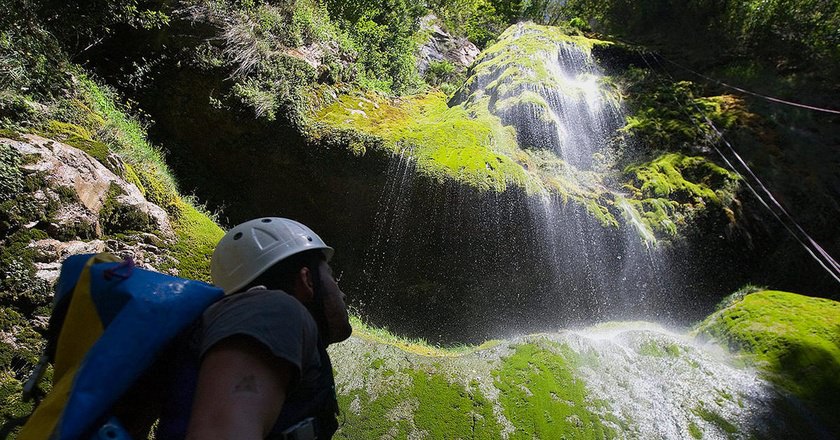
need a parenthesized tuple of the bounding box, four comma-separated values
(621, 153, 740, 237)
(696, 290, 840, 430)
(494, 341, 615, 439)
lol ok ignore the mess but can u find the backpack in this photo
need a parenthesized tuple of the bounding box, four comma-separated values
(18, 253, 224, 440)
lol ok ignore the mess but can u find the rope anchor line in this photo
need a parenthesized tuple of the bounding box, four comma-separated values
(641, 53, 840, 286)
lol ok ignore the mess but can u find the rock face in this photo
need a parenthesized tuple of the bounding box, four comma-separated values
(11, 134, 173, 240)
(2, 134, 178, 285)
(416, 14, 480, 75)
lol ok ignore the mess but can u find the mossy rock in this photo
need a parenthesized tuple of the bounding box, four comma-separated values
(494, 342, 615, 439)
(696, 290, 840, 430)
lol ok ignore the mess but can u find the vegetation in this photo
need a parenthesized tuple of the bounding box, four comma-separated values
(696, 290, 840, 431)
(531, 0, 840, 77)
(494, 342, 615, 439)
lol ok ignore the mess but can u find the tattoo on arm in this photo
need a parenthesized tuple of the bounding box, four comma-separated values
(233, 375, 258, 394)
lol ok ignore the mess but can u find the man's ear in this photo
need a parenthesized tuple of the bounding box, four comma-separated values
(292, 266, 315, 303)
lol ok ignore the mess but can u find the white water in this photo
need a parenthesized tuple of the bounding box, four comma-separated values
(567, 323, 776, 439)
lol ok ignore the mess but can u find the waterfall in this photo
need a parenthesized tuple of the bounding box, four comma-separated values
(354, 24, 730, 344)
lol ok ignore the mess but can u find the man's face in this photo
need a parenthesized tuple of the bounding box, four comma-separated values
(317, 260, 352, 343)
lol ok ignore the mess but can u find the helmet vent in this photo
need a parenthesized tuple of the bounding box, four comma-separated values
(261, 218, 272, 223)
(307, 236, 313, 241)
(233, 232, 243, 240)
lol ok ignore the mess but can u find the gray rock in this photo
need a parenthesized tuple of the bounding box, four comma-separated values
(9, 134, 174, 240)
(416, 14, 480, 75)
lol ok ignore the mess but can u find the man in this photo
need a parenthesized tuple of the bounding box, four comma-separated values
(158, 217, 352, 440)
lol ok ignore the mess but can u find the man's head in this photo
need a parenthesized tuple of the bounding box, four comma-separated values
(211, 217, 351, 343)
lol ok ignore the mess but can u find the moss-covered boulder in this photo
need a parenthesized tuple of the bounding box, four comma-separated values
(696, 290, 840, 433)
(330, 317, 833, 439)
(315, 23, 743, 245)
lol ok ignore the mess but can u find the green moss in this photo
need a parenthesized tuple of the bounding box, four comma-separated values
(0, 129, 24, 141)
(121, 163, 146, 195)
(167, 199, 224, 282)
(621, 153, 740, 238)
(638, 340, 680, 357)
(336, 385, 412, 439)
(466, 23, 609, 96)
(98, 182, 152, 236)
(0, 141, 23, 202)
(317, 91, 533, 192)
(688, 421, 703, 439)
(696, 290, 840, 428)
(494, 342, 615, 439)
(0, 229, 52, 310)
(412, 373, 502, 438)
(693, 405, 737, 437)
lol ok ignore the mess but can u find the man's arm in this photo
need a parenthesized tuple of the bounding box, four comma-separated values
(186, 335, 293, 440)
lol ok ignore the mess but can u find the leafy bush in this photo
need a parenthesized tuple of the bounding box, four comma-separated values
(544, 0, 839, 75)
(325, 0, 425, 94)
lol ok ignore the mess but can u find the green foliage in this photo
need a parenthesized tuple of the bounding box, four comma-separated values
(0, 141, 23, 202)
(325, 0, 425, 94)
(697, 290, 840, 430)
(0, 228, 52, 312)
(26, 0, 170, 54)
(546, 0, 839, 76)
(229, 56, 316, 122)
(494, 342, 615, 439)
(0, 306, 51, 437)
(426, 0, 509, 48)
(424, 60, 458, 87)
(620, 70, 755, 151)
(0, 2, 71, 101)
(167, 199, 224, 282)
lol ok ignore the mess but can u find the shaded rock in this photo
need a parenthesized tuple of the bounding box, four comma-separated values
(416, 14, 480, 75)
(105, 236, 179, 274)
(8, 134, 174, 240)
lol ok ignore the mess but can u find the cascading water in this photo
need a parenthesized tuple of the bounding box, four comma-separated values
(355, 24, 735, 344)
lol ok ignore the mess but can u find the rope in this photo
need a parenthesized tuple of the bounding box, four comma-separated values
(658, 56, 840, 115)
(639, 53, 840, 286)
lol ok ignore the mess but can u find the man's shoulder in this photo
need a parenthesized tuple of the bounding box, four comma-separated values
(206, 288, 306, 315)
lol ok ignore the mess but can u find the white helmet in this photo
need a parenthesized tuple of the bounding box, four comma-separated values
(211, 217, 334, 294)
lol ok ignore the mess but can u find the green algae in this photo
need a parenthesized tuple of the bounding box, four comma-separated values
(621, 153, 740, 237)
(335, 364, 502, 439)
(316, 91, 534, 192)
(494, 342, 615, 439)
(696, 290, 840, 429)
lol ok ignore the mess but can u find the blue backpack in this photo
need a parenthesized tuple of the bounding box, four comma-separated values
(19, 253, 224, 440)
